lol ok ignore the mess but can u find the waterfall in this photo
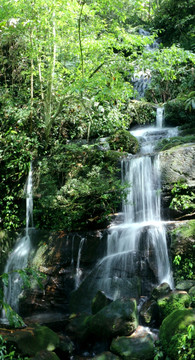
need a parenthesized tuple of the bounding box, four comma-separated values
(92, 111, 174, 300)
(75, 238, 85, 289)
(156, 107, 164, 128)
(132, 29, 159, 98)
(2, 163, 33, 316)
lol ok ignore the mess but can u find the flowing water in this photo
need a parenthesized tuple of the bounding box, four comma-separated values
(2, 163, 33, 317)
(76, 108, 176, 303)
(75, 238, 85, 289)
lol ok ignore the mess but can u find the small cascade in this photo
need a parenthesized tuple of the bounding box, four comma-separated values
(132, 29, 159, 98)
(75, 238, 85, 289)
(2, 163, 33, 317)
(74, 108, 175, 305)
(156, 107, 164, 128)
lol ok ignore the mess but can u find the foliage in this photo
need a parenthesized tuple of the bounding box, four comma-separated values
(169, 181, 195, 213)
(164, 97, 195, 126)
(152, 0, 195, 50)
(0, 268, 46, 327)
(155, 135, 195, 151)
(127, 100, 156, 125)
(33, 144, 127, 231)
(0, 336, 29, 360)
(0, 129, 37, 231)
(159, 309, 195, 360)
(141, 46, 195, 103)
(169, 324, 195, 360)
(108, 129, 139, 153)
(173, 254, 194, 282)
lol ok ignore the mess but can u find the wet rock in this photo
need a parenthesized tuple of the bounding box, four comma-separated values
(110, 326, 155, 360)
(160, 144, 195, 219)
(151, 283, 171, 300)
(88, 298, 138, 340)
(93, 351, 120, 360)
(157, 290, 191, 320)
(176, 280, 195, 291)
(31, 350, 60, 360)
(67, 313, 92, 343)
(4, 324, 60, 357)
(159, 309, 195, 359)
(140, 299, 160, 327)
(91, 291, 112, 315)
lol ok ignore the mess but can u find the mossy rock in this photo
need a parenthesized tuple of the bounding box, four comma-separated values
(110, 333, 154, 360)
(159, 309, 195, 359)
(151, 282, 171, 300)
(91, 290, 112, 315)
(93, 351, 120, 360)
(67, 313, 92, 343)
(6, 325, 60, 356)
(31, 350, 60, 360)
(109, 129, 139, 153)
(89, 298, 138, 339)
(157, 291, 191, 319)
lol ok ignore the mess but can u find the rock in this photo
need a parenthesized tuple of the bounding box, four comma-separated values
(140, 299, 160, 326)
(110, 326, 155, 360)
(67, 313, 92, 343)
(31, 350, 60, 360)
(160, 144, 195, 219)
(89, 298, 138, 340)
(176, 280, 195, 291)
(151, 283, 171, 300)
(93, 351, 120, 360)
(56, 334, 75, 358)
(5, 325, 60, 357)
(189, 286, 195, 307)
(91, 291, 112, 315)
(159, 309, 195, 359)
(157, 291, 191, 320)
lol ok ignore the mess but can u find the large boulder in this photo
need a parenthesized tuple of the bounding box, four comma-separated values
(89, 298, 138, 340)
(159, 309, 195, 359)
(4, 325, 60, 357)
(157, 290, 191, 319)
(110, 326, 155, 360)
(91, 291, 112, 315)
(160, 144, 195, 219)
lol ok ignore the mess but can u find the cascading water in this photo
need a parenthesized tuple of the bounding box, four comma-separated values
(75, 238, 85, 289)
(2, 163, 33, 317)
(72, 109, 177, 309)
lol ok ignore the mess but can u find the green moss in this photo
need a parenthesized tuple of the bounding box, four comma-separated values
(155, 136, 195, 151)
(159, 309, 195, 359)
(157, 292, 191, 319)
(109, 129, 139, 154)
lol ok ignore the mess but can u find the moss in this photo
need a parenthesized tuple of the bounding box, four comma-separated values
(109, 129, 139, 154)
(6, 325, 60, 357)
(157, 292, 191, 319)
(155, 136, 195, 151)
(159, 309, 195, 359)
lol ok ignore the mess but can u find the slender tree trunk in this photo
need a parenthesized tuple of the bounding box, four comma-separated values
(30, 27, 34, 135)
(78, 2, 84, 77)
(45, 5, 56, 140)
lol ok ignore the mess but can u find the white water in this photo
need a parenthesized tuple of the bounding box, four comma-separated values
(75, 238, 85, 289)
(2, 163, 33, 316)
(132, 29, 159, 98)
(94, 113, 175, 300)
(156, 107, 164, 128)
